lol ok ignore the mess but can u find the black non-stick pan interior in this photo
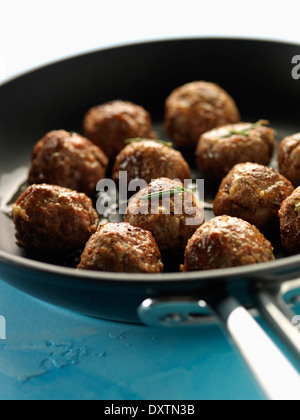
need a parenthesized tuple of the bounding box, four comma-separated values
(1, 38, 300, 322)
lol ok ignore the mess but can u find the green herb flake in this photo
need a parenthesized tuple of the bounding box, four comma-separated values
(217, 119, 270, 140)
(294, 200, 300, 212)
(139, 185, 194, 201)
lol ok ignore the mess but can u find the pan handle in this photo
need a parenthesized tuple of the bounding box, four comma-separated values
(253, 279, 300, 360)
(210, 293, 300, 400)
(138, 294, 300, 400)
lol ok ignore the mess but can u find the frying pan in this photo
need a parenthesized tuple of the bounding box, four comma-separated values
(1, 38, 300, 400)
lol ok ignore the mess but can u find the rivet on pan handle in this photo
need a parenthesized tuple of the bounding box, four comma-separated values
(138, 294, 300, 401)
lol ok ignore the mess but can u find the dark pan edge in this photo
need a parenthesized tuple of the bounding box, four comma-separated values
(1, 246, 300, 285)
(2, 35, 300, 88)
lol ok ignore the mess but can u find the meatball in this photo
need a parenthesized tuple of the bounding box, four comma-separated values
(112, 139, 191, 188)
(83, 100, 156, 158)
(125, 178, 205, 251)
(278, 133, 300, 187)
(196, 121, 276, 182)
(77, 222, 163, 273)
(28, 130, 109, 196)
(165, 81, 240, 148)
(181, 216, 275, 272)
(12, 184, 99, 253)
(279, 187, 300, 255)
(213, 163, 294, 229)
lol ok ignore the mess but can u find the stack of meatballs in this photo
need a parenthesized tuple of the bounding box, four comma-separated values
(11, 82, 300, 275)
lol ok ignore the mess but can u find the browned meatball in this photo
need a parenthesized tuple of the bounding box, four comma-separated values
(112, 139, 192, 188)
(28, 130, 109, 196)
(213, 163, 294, 229)
(196, 122, 276, 182)
(77, 222, 163, 273)
(83, 100, 156, 158)
(125, 178, 205, 251)
(181, 216, 275, 272)
(165, 81, 240, 148)
(279, 187, 300, 255)
(278, 133, 300, 187)
(12, 184, 99, 253)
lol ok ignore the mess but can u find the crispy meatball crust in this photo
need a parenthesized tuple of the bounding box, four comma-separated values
(278, 133, 300, 187)
(213, 163, 294, 229)
(112, 140, 192, 187)
(165, 81, 240, 148)
(196, 123, 276, 182)
(181, 216, 275, 272)
(279, 187, 300, 255)
(12, 184, 99, 253)
(28, 130, 109, 196)
(83, 100, 156, 158)
(125, 178, 205, 251)
(77, 222, 163, 273)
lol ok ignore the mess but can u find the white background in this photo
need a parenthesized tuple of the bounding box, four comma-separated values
(1, 0, 300, 82)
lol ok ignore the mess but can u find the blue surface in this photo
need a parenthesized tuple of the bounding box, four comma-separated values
(0, 278, 265, 400)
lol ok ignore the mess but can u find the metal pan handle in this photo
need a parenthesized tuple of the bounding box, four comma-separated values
(253, 279, 300, 360)
(210, 293, 300, 400)
(138, 294, 300, 400)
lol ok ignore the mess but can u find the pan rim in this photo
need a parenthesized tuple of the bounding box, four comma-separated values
(1, 35, 300, 87)
(0, 244, 300, 284)
(1, 35, 300, 285)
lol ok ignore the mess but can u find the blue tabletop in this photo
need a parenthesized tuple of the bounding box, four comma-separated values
(0, 277, 266, 400)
